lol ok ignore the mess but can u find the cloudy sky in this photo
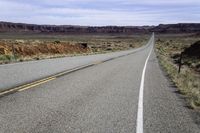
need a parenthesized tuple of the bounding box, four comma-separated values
(0, 0, 199, 26)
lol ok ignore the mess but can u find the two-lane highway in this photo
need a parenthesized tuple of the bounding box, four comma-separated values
(0, 35, 199, 133)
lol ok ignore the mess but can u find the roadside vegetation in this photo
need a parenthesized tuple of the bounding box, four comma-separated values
(0, 33, 148, 64)
(155, 34, 200, 109)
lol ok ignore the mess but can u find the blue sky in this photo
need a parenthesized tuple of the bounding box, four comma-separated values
(0, 0, 199, 26)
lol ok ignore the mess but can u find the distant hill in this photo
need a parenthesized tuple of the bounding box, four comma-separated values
(0, 21, 200, 34)
(151, 23, 200, 33)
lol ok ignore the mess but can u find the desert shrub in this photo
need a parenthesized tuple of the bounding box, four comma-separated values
(54, 40, 61, 44)
(0, 55, 12, 61)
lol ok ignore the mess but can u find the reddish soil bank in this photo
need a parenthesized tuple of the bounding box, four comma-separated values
(0, 42, 90, 57)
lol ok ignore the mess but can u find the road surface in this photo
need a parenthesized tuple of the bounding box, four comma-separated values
(0, 35, 199, 133)
(0, 41, 147, 92)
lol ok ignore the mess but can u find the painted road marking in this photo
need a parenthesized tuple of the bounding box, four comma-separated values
(0, 77, 55, 95)
(0, 64, 93, 96)
(54, 64, 94, 77)
(0, 88, 18, 96)
(0, 77, 56, 96)
(0, 59, 114, 96)
(93, 61, 103, 65)
(136, 36, 154, 133)
(18, 77, 56, 92)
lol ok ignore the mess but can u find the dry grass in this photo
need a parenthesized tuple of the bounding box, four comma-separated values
(156, 34, 200, 109)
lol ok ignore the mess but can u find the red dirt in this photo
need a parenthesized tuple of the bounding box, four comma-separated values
(0, 42, 90, 57)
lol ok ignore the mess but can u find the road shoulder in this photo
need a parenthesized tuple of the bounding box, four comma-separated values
(144, 50, 200, 133)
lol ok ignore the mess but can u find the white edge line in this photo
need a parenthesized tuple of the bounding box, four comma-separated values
(136, 35, 154, 133)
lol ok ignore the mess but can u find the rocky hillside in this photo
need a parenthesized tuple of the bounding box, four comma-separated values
(0, 22, 151, 34)
(183, 40, 200, 58)
(151, 23, 200, 33)
(1, 21, 199, 34)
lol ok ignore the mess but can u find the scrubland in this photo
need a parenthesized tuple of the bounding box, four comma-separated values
(0, 33, 148, 64)
(155, 34, 200, 109)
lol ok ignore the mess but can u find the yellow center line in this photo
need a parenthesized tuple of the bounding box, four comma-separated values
(0, 63, 93, 96)
(16, 77, 55, 89)
(54, 70, 72, 77)
(54, 64, 91, 77)
(93, 61, 103, 65)
(18, 77, 56, 92)
(0, 77, 56, 96)
(0, 88, 18, 96)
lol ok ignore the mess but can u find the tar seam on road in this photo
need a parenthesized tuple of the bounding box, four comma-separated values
(136, 38, 153, 133)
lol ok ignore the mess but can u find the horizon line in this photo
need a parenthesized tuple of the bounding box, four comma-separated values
(1, 21, 200, 27)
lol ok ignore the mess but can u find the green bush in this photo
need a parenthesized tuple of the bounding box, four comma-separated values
(54, 40, 61, 44)
(0, 55, 17, 62)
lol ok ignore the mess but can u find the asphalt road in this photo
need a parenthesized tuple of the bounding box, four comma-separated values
(0, 35, 199, 133)
(0, 41, 146, 91)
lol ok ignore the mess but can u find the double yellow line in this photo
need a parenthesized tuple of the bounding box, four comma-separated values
(18, 77, 56, 92)
(0, 55, 127, 97)
(0, 77, 56, 96)
(0, 63, 95, 97)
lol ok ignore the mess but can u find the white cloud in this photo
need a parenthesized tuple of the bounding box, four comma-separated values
(122, 0, 200, 5)
(0, 0, 199, 25)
